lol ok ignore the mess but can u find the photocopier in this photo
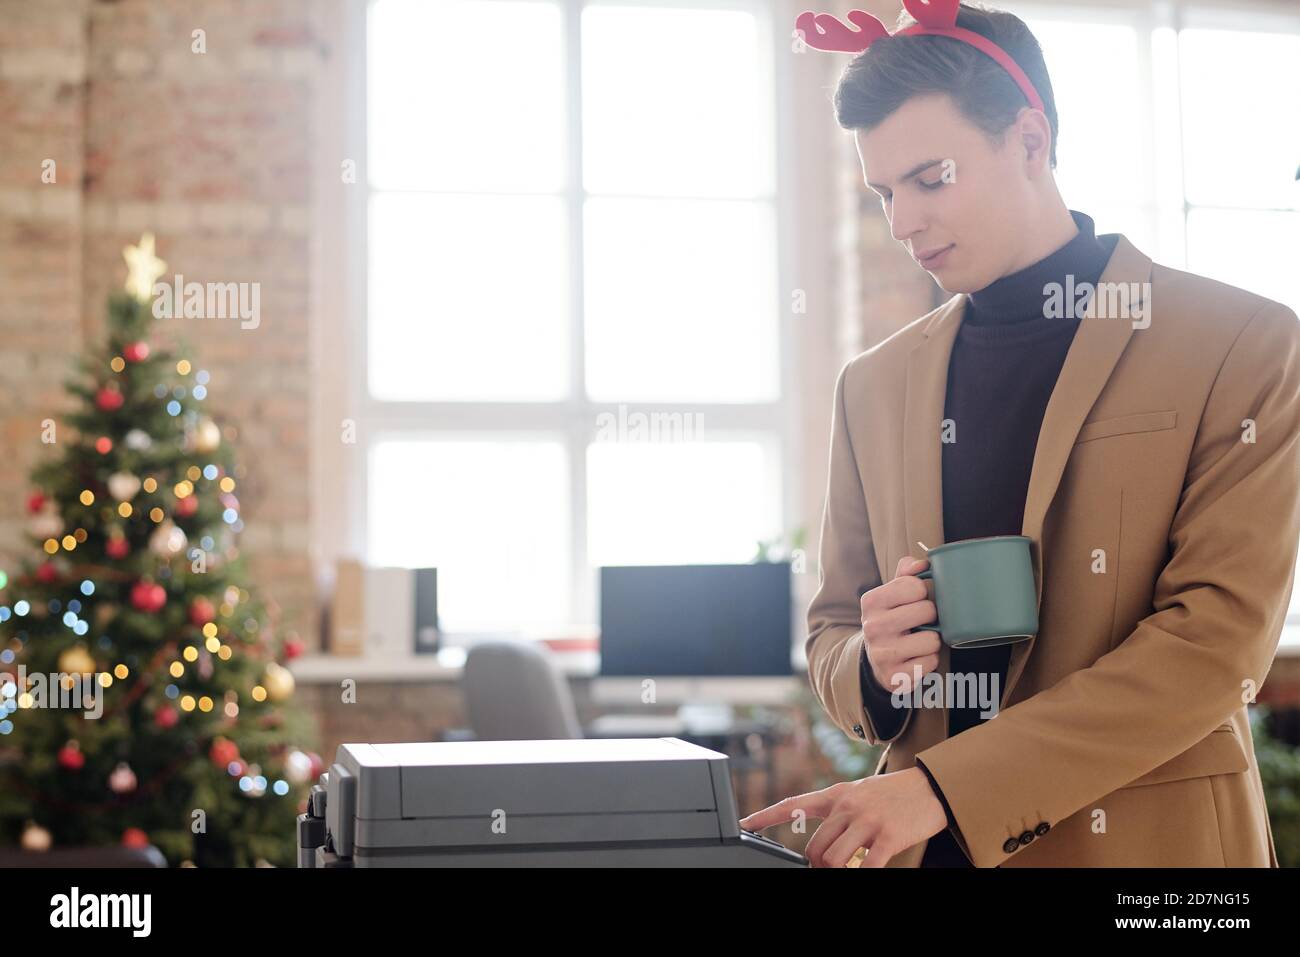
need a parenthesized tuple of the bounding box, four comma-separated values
(297, 737, 807, 867)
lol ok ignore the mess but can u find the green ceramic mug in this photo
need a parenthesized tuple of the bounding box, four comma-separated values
(908, 535, 1038, 648)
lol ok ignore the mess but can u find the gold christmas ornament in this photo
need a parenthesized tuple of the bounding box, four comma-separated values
(124, 429, 153, 452)
(28, 501, 62, 540)
(57, 645, 95, 676)
(262, 661, 295, 702)
(192, 417, 222, 454)
(21, 821, 52, 852)
(107, 471, 142, 502)
(148, 519, 188, 559)
(122, 233, 167, 302)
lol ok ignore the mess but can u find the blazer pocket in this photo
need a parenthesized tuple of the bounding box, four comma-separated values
(1117, 724, 1248, 790)
(1075, 410, 1178, 445)
(1075, 409, 1178, 444)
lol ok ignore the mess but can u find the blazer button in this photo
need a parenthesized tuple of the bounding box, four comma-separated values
(1035, 822, 1050, 836)
(852, 724, 865, 738)
(1002, 837, 1020, 854)
(1019, 830, 1035, 846)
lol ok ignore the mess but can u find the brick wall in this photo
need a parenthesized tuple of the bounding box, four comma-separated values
(0, 0, 319, 648)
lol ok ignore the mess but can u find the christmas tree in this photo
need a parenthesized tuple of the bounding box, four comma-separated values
(0, 234, 320, 867)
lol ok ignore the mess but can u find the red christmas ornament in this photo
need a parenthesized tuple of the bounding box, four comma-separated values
(121, 828, 149, 850)
(284, 638, 305, 660)
(174, 494, 198, 518)
(26, 492, 46, 514)
(35, 562, 58, 584)
(307, 751, 324, 781)
(57, 742, 85, 771)
(154, 704, 179, 729)
(210, 737, 239, 768)
(123, 342, 150, 363)
(129, 579, 166, 613)
(188, 597, 215, 627)
(95, 386, 125, 412)
(106, 536, 130, 559)
(95, 437, 113, 454)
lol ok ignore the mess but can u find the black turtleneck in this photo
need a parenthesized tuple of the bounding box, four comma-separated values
(858, 210, 1119, 866)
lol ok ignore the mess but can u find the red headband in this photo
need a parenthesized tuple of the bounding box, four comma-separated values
(795, 0, 1045, 114)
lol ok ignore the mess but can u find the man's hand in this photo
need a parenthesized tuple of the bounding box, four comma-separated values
(739, 767, 950, 868)
(863, 555, 942, 694)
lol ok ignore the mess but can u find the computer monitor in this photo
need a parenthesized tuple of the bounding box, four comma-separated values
(595, 563, 795, 705)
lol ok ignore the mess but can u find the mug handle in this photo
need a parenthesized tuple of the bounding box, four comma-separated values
(908, 568, 941, 635)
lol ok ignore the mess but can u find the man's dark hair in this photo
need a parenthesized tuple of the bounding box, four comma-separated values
(833, 2, 1059, 168)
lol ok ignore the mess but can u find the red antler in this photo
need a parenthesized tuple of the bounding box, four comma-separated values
(796, 1, 1046, 113)
(795, 9, 890, 53)
(902, 0, 960, 30)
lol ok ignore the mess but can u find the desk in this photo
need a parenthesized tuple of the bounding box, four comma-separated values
(585, 713, 782, 808)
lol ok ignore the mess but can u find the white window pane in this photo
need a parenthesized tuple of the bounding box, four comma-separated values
(1180, 29, 1300, 211)
(1026, 19, 1145, 207)
(368, 440, 570, 632)
(582, 4, 774, 197)
(368, 192, 569, 400)
(584, 197, 779, 402)
(587, 440, 780, 565)
(1186, 209, 1300, 317)
(368, 0, 566, 192)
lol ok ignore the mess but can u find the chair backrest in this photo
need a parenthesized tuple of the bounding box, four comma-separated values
(462, 641, 582, 740)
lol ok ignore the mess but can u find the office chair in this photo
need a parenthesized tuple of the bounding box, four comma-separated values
(461, 640, 583, 740)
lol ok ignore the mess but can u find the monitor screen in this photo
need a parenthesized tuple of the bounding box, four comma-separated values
(598, 563, 793, 677)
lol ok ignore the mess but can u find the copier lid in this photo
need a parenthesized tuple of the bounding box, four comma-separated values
(339, 737, 730, 820)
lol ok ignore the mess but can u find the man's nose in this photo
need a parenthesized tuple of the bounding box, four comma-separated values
(889, 197, 923, 245)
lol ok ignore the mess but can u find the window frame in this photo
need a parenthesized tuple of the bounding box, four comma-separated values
(343, 0, 800, 637)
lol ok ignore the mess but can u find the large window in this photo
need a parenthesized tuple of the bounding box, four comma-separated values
(1015, 1, 1300, 647)
(357, 0, 786, 635)
(1018, 2, 1300, 320)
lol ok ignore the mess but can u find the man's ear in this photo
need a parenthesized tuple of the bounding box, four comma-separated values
(1016, 108, 1053, 176)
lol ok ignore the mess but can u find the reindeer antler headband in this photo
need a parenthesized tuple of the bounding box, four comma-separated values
(795, 0, 1045, 114)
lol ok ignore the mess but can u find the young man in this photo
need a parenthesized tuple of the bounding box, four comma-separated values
(741, 2, 1300, 867)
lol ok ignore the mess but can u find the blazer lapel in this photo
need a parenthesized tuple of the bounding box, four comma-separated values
(902, 233, 1155, 716)
(902, 293, 963, 748)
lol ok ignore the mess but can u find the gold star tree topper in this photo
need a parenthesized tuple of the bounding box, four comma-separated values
(122, 232, 168, 302)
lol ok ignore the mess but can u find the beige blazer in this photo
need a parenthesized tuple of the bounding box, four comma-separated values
(806, 231, 1300, 866)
